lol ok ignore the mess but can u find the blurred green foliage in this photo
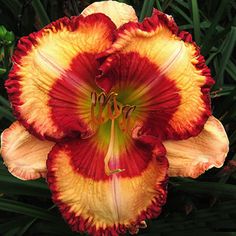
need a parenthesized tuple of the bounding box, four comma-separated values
(0, 0, 236, 235)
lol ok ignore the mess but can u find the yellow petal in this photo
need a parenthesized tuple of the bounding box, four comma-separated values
(81, 1, 138, 27)
(99, 11, 214, 140)
(6, 14, 116, 140)
(47, 129, 168, 235)
(164, 116, 229, 178)
(1, 121, 55, 180)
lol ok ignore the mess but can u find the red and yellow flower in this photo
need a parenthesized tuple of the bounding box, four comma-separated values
(1, 1, 229, 235)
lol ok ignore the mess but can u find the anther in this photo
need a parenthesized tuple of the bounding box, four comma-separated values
(98, 92, 106, 105)
(91, 91, 97, 106)
(119, 105, 136, 132)
(106, 92, 118, 103)
(106, 168, 125, 176)
(107, 94, 121, 120)
(91, 92, 106, 125)
(125, 105, 136, 119)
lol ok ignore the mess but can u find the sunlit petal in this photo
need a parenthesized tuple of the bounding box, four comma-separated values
(6, 14, 116, 140)
(81, 1, 138, 27)
(1, 121, 55, 180)
(98, 10, 214, 140)
(47, 123, 168, 235)
(164, 116, 229, 178)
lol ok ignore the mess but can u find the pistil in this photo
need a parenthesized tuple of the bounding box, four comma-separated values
(104, 119, 125, 176)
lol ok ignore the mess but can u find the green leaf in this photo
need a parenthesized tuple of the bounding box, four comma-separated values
(171, 180, 236, 198)
(0, 167, 49, 190)
(0, 26, 7, 39)
(229, 129, 236, 146)
(139, 0, 155, 21)
(0, 106, 15, 121)
(0, 216, 30, 234)
(0, 0, 22, 16)
(4, 227, 23, 236)
(155, 0, 163, 11)
(149, 201, 236, 233)
(179, 21, 210, 31)
(17, 218, 37, 236)
(226, 60, 236, 81)
(206, 51, 219, 65)
(0, 68, 6, 75)
(201, 0, 230, 55)
(29, 220, 76, 235)
(0, 95, 11, 108)
(174, 0, 189, 9)
(31, 0, 50, 29)
(0, 198, 59, 222)
(211, 85, 236, 98)
(215, 86, 236, 117)
(162, 0, 174, 11)
(191, 0, 201, 44)
(170, 4, 192, 24)
(215, 26, 236, 86)
(0, 173, 51, 197)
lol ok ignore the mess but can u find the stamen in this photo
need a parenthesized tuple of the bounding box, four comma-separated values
(97, 105, 104, 124)
(107, 94, 122, 119)
(91, 91, 97, 106)
(91, 92, 100, 125)
(126, 106, 136, 118)
(106, 92, 118, 103)
(104, 119, 125, 176)
(91, 92, 107, 125)
(98, 92, 106, 105)
(119, 105, 136, 132)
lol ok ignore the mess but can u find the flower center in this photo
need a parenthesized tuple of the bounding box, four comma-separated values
(90, 91, 136, 133)
(90, 91, 136, 175)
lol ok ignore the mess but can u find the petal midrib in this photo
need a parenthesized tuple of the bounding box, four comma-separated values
(37, 50, 91, 94)
(111, 175, 121, 222)
(124, 43, 184, 102)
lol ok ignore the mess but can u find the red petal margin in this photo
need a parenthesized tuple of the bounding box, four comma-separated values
(47, 134, 168, 235)
(96, 10, 215, 140)
(5, 14, 116, 141)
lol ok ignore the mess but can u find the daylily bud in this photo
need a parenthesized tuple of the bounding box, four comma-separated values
(4, 31, 14, 44)
(0, 26, 7, 39)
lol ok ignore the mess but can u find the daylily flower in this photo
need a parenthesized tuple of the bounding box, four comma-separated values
(1, 1, 229, 235)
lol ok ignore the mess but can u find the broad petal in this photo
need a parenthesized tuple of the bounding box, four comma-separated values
(97, 10, 214, 140)
(164, 116, 229, 178)
(81, 1, 138, 27)
(6, 14, 116, 140)
(1, 121, 55, 180)
(47, 127, 168, 235)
